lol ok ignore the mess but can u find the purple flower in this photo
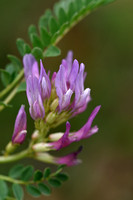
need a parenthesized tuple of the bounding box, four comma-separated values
(55, 51, 91, 114)
(55, 146, 82, 166)
(26, 75, 45, 120)
(12, 105, 27, 144)
(49, 105, 101, 150)
(23, 54, 51, 119)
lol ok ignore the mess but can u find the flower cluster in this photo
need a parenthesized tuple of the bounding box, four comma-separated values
(11, 51, 101, 166)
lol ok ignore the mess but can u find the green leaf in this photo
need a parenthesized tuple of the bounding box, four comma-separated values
(49, 17, 59, 35)
(24, 44, 31, 54)
(44, 167, 51, 179)
(48, 178, 61, 188)
(44, 46, 61, 57)
(38, 183, 51, 196)
(0, 69, 11, 87)
(31, 47, 43, 61)
(56, 173, 69, 182)
(7, 55, 22, 68)
(12, 184, 24, 200)
(16, 39, 25, 56)
(28, 25, 38, 37)
(0, 180, 8, 199)
(26, 185, 41, 197)
(40, 27, 51, 47)
(20, 165, 34, 181)
(39, 9, 52, 29)
(33, 170, 43, 182)
(75, 0, 84, 11)
(30, 34, 44, 49)
(9, 164, 24, 179)
(57, 8, 67, 26)
(17, 82, 26, 93)
(67, 2, 76, 20)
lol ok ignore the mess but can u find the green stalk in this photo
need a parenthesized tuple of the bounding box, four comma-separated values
(0, 149, 29, 163)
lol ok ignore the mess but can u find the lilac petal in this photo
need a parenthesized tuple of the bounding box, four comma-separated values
(55, 146, 82, 166)
(61, 89, 73, 110)
(39, 61, 51, 100)
(12, 105, 27, 144)
(49, 122, 71, 150)
(23, 54, 39, 80)
(74, 88, 91, 109)
(68, 59, 79, 90)
(13, 130, 27, 144)
(73, 105, 101, 140)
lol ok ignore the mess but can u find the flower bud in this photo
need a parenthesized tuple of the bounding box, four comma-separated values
(46, 112, 56, 124)
(12, 105, 27, 144)
(32, 143, 51, 152)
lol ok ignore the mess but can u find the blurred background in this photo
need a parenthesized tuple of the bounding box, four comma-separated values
(0, 0, 133, 199)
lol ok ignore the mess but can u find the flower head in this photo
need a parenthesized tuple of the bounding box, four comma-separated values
(55, 51, 91, 115)
(23, 54, 51, 120)
(12, 105, 27, 144)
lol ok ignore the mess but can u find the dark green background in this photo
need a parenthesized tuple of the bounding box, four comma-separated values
(0, 0, 133, 199)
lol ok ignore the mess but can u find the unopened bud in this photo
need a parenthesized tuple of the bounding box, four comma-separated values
(49, 132, 63, 141)
(50, 98, 59, 111)
(32, 130, 39, 140)
(46, 112, 56, 124)
(5, 142, 18, 154)
(32, 143, 52, 152)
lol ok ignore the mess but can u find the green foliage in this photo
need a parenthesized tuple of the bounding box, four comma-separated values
(0, 0, 115, 90)
(9, 164, 24, 179)
(38, 183, 51, 196)
(26, 185, 41, 197)
(43, 167, 51, 179)
(0, 180, 8, 200)
(44, 45, 61, 57)
(56, 173, 69, 182)
(33, 170, 43, 182)
(17, 82, 26, 93)
(20, 165, 34, 181)
(12, 184, 24, 200)
(48, 178, 62, 188)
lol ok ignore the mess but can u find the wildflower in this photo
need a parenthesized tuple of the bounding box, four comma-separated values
(55, 51, 91, 114)
(23, 54, 51, 120)
(48, 106, 101, 150)
(12, 105, 27, 144)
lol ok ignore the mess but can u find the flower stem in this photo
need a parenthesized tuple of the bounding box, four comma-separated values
(0, 149, 29, 163)
(0, 69, 24, 99)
